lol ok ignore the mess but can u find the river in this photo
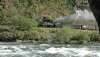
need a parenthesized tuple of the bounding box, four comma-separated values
(0, 42, 100, 57)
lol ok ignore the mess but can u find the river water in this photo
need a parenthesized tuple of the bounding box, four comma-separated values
(0, 42, 100, 57)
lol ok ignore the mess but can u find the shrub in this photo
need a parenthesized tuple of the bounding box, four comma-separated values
(0, 25, 11, 32)
(0, 15, 7, 25)
(13, 16, 37, 31)
(90, 32, 100, 42)
(23, 27, 38, 40)
(53, 26, 73, 44)
(0, 29, 24, 41)
(73, 31, 90, 44)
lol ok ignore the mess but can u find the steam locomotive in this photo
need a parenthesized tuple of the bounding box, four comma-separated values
(38, 17, 62, 28)
(38, 16, 99, 30)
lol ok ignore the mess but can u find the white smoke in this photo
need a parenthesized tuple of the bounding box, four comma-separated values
(53, 9, 95, 23)
(53, 16, 70, 23)
(70, 9, 95, 20)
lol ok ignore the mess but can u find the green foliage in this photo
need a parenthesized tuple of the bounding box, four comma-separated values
(0, 0, 95, 43)
(66, 0, 76, 13)
(54, 26, 73, 44)
(24, 27, 38, 40)
(0, 16, 6, 21)
(0, 25, 10, 31)
(0, 25, 11, 36)
(90, 32, 100, 42)
(0, 29, 24, 41)
(0, 16, 8, 25)
(73, 31, 90, 44)
(13, 16, 37, 31)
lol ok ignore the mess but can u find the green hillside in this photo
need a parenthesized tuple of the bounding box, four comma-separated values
(0, 0, 89, 20)
(0, 0, 99, 44)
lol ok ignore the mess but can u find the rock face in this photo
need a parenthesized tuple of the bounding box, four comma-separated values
(88, 0, 100, 34)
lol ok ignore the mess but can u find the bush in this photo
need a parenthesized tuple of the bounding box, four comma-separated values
(73, 31, 90, 44)
(53, 26, 73, 44)
(0, 25, 38, 42)
(0, 25, 11, 32)
(23, 27, 38, 41)
(0, 29, 24, 41)
(90, 32, 100, 42)
(13, 16, 37, 31)
(0, 16, 8, 22)
(0, 16, 12, 25)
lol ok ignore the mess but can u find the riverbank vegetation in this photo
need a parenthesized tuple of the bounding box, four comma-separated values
(0, 0, 100, 44)
(0, 24, 100, 44)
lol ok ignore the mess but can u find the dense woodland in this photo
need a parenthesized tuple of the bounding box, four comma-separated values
(0, 0, 100, 44)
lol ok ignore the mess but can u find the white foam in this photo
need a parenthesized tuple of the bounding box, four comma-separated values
(45, 47, 61, 54)
(0, 44, 100, 57)
(94, 53, 100, 57)
(19, 45, 26, 48)
(0, 50, 12, 53)
(0, 51, 30, 56)
(12, 46, 23, 52)
(37, 50, 45, 54)
(1, 46, 8, 50)
(39, 44, 50, 47)
(45, 47, 100, 57)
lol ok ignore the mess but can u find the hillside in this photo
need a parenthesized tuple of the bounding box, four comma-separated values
(0, 0, 100, 44)
(0, 0, 89, 19)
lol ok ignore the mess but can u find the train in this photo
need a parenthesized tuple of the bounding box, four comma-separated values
(38, 17, 62, 28)
(67, 24, 99, 30)
(38, 16, 99, 30)
(38, 21, 62, 28)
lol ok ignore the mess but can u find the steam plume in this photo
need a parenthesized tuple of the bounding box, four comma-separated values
(53, 9, 95, 23)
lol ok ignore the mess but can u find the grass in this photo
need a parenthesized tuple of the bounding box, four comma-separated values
(38, 27, 99, 34)
(37, 27, 57, 33)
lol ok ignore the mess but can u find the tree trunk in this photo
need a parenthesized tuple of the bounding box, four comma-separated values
(88, 0, 100, 34)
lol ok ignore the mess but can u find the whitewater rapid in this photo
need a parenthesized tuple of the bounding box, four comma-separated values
(0, 42, 100, 57)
